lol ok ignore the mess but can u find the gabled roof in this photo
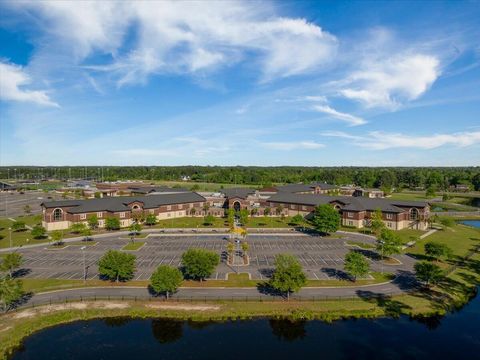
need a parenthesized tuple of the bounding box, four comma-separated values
(41, 192, 206, 214)
(220, 188, 256, 199)
(267, 193, 428, 213)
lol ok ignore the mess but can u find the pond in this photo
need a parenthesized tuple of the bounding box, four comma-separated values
(11, 290, 480, 360)
(459, 220, 480, 229)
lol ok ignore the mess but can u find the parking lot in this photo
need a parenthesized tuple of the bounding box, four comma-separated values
(15, 233, 414, 281)
(0, 191, 63, 218)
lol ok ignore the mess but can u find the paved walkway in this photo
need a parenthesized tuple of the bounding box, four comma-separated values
(23, 272, 416, 307)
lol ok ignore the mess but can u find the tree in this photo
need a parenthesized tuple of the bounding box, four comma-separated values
(290, 214, 304, 227)
(0, 275, 24, 312)
(227, 208, 235, 227)
(88, 214, 99, 230)
(69, 222, 87, 234)
(94, 192, 101, 199)
(31, 225, 46, 239)
(414, 261, 443, 287)
(81, 227, 92, 241)
(275, 205, 284, 216)
(424, 242, 452, 262)
(203, 214, 216, 226)
(145, 213, 157, 226)
(239, 209, 249, 226)
(105, 217, 120, 230)
(377, 228, 402, 259)
(250, 208, 258, 217)
(370, 208, 385, 236)
(189, 207, 197, 216)
(241, 241, 249, 257)
(426, 186, 436, 198)
(150, 265, 183, 299)
(472, 173, 480, 191)
(98, 250, 136, 282)
(129, 223, 142, 242)
(312, 204, 340, 234)
(227, 242, 235, 263)
(0, 253, 23, 277)
(50, 230, 63, 246)
(181, 248, 219, 281)
(269, 254, 307, 300)
(264, 207, 271, 217)
(344, 251, 370, 281)
(11, 221, 26, 232)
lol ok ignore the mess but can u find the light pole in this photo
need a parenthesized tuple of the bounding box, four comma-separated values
(8, 227, 12, 249)
(80, 246, 87, 283)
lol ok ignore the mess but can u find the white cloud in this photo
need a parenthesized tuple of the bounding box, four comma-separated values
(9, 1, 337, 85)
(0, 61, 59, 107)
(322, 130, 480, 150)
(339, 54, 440, 109)
(312, 104, 366, 126)
(262, 141, 324, 150)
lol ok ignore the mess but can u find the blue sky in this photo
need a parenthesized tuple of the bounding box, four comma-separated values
(0, 0, 479, 166)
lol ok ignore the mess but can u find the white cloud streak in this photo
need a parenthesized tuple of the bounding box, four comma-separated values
(322, 130, 480, 150)
(0, 61, 58, 107)
(261, 141, 325, 150)
(312, 104, 366, 126)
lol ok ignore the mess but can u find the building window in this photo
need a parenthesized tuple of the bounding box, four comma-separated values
(167, 205, 172, 211)
(178, 204, 183, 209)
(302, 206, 307, 211)
(386, 213, 393, 220)
(53, 208, 63, 221)
(409, 208, 419, 221)
(80, 214, 86, 220)
(149, 209, 154, 214)
(120, 212, 125, 218)
(387, 222, 393, 228)
(97, 212, 103, 218)
(348, 221, 354, 226)
(347, 212, 354, 218)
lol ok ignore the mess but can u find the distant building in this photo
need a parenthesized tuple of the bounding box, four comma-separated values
(0, 181, 16, 191)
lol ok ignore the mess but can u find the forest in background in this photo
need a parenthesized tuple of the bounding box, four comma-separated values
(1, 166, 480, 192)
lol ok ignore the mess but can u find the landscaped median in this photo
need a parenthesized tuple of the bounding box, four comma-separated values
(20, 272, 394, 294)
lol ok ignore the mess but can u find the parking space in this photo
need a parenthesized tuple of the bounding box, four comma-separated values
(0, 191, 64, 217)
(15, 233, 410, 281)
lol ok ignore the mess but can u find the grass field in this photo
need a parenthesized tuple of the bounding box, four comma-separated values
(152, 181, 260, 192)
(406, 222, 480, 258)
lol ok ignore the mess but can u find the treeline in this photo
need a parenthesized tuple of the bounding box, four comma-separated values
(1, 166, 479, 191)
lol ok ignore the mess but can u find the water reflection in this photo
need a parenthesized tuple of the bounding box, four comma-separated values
(269, 319, 307, 342)
(151, 319, 183, 344)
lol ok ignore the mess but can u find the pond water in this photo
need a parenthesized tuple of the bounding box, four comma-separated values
(459, 220, 480, 228)
(11, 290, 480, 360)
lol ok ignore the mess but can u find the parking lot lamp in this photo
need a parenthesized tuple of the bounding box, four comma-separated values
(8, 227, 12, 249)
(80, 246, 87, 283)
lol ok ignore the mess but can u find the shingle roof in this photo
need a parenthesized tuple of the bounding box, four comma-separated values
(267, 193, 428, 212)
(220, 188, 256, 199)
(41, 192, 206, 214)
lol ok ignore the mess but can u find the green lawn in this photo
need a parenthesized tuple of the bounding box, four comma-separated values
(122, 241, 146, 251)
(406, 222, 480, 258)
(154, 217, 228, 228)
(247, 216, 298, 228)
(0, 216, 44, 249)
(153, 180, 259, 192)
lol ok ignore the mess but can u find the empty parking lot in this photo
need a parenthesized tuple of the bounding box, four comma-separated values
(16, 233, 414, 281)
